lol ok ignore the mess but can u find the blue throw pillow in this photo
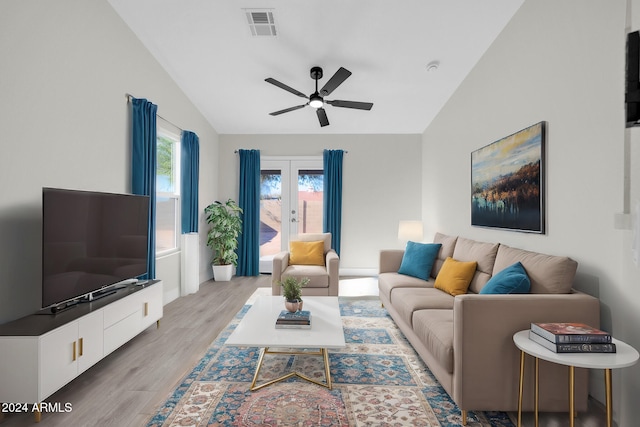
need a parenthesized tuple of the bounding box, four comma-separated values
(397, 241, 442, 281)
(480, 261, 531, 294)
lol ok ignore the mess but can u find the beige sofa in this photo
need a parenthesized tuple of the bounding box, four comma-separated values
(378, 232, 600, 424)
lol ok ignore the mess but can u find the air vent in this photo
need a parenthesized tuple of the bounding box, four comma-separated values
(245, 9, 277, 37)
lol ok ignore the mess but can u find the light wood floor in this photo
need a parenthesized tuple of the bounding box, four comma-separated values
(0, 275, 609, 426)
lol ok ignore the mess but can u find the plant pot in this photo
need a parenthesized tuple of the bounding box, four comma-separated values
(212, 264, 233, 281)
(284, 299, 303, 313)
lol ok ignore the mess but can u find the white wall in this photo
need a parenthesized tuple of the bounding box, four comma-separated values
(0, 0, 219, 323)
(624, 0, 640, 421)
(218, 134, 423, 272)
(423, 0, 640, 424)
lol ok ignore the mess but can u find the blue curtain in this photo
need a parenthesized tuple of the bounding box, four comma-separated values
(131, 97, 157, 280)
(237, 149, 260, 276)
(323, 149, 343, 256)
(181, 131, 199, 234)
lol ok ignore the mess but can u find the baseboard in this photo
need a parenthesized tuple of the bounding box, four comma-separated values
(164, 287, 180, 305)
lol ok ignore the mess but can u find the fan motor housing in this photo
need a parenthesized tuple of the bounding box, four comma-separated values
(310, 66, 323, 80)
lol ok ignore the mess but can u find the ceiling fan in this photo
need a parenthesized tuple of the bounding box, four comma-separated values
(265, 66, 373, 127)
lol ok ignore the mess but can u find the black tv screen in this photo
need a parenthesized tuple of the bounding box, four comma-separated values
(42, 188, 149, 308)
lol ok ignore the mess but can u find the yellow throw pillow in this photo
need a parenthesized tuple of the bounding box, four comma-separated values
(289, 240, 325, 266)
(434, 257, 478, 296)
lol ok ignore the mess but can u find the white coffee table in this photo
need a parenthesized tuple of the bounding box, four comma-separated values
(513, 330, 639, 427)
(225, 296, 346, 390)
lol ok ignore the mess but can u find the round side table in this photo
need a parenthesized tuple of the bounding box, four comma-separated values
(513, 330, 639, 427)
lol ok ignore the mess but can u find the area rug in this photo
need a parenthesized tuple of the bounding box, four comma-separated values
(147, 296, 514, 427)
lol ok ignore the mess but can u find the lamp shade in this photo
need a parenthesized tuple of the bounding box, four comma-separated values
(398, 220, 424, 241)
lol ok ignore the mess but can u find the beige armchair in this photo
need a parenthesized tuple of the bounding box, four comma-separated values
(272, 233, 340, 296)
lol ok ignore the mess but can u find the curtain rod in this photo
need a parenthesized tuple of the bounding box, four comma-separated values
(233, 150, 348, 154)
(126, 93, 183, 133)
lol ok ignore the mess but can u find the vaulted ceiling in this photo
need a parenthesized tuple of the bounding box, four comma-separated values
(107, 0, 524, 134)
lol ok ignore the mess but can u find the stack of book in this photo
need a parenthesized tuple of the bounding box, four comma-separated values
(529, 322, 616, 353)
(275, 310, 312, 329)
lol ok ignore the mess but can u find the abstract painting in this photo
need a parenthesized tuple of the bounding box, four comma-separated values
(471, 122, 545, 233)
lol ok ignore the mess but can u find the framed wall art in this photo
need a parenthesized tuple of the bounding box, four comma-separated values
(471, 121, 546, 233)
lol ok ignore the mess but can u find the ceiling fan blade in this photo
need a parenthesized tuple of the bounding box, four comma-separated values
(265, 78, 308, 98)
(319, 67, 352, 96)
(316, 107, 329, 127)
(269, 104, 308, 116)
(326, 100, 374, 110)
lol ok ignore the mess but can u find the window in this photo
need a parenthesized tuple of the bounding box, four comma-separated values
(156, 128, 180, 254)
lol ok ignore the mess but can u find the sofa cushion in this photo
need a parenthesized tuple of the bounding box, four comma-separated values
(378, 272, 431, 302)
(390, 287, 455, 326)
(412, 309, 454, 374)
(282, 265, 328, 288)
(289, 240, 325, 265)
(434, 257, 477, 296)
(480, 261, 531, 294)
(432, 233, 458, 278)
(452, 237, 499, 293)
(493, 245, 578, 294)
(398, 241, 442, 280)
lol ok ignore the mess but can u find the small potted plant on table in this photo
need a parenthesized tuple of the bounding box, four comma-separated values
(278, 276, 310, 312)
(204, 199, 243, 281)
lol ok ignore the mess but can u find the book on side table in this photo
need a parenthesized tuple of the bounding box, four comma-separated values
(529, 322, 616, 353)
(528, 330, 616, 353)
(275, 310, 312, 329)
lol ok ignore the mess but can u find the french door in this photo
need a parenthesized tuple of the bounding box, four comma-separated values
(259, 158, 324, 273)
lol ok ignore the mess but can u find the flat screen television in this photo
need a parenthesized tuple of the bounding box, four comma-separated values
(42, 188, 150, 309)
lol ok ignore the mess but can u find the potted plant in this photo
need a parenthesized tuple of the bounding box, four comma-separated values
(204, 199, 243, 281)
(277, 276, 310, 312)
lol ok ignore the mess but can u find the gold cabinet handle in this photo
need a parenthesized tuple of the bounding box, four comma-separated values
(79, 337, 84, 357)
(72, 341, 77, 361)
(144, 302, 149, 317)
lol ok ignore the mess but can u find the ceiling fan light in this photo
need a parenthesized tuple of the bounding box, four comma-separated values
(309, 93, 323, 109)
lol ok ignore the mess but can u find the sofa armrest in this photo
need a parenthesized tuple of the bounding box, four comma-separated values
(271, 251, 289, 295)
(379, 250, 405, 273)
(326, 249, 340, 295)
(452, 291, 600, 411)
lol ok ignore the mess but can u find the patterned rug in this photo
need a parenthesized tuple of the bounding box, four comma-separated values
(147, 296, 514, 427)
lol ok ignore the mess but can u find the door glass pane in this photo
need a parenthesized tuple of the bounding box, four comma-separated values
(260, 170, 282, 257)
(297, 170, 323, 234)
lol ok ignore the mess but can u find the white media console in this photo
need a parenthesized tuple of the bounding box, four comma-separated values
(0, 280, 163, 421)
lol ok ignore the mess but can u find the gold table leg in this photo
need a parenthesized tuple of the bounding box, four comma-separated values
(322, 348, 332, 389)
(605, 368, 613, 427)
(517, 352, 539, 427)
(517, 350, 525, 427)
(569, 365, 575, 427)
(534, 357, 539, 427)
(249, 347, 333, 391)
